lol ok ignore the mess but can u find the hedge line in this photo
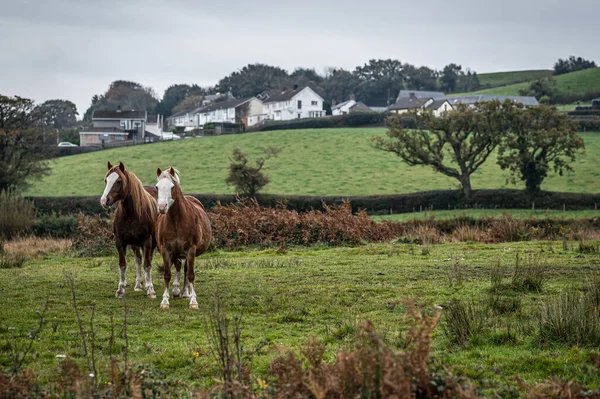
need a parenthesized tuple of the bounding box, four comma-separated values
(28, 189, 600, 217)
(254, 112, 388, 132)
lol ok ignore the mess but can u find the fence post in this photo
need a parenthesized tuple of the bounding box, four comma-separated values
(532, 201, 535, 211)
(419, 205, 422, 212)
(563, 204, 566, 212)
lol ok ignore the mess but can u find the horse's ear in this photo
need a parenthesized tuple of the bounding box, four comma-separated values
(118, 162, 125, 172)
(169, 168, 175, 177)
(156, 168, 162, 177)
(107, 161, 113, 170)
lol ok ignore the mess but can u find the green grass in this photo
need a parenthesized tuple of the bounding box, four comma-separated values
(374, 208, 600, 222)
(2, 242, 600, 392)
(26, 129, 600, 197)
(451, 68, 600, 97)
(478, 69, 553, 89)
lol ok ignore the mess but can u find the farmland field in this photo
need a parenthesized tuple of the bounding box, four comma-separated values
(477, 69, 552, 88)
(451, 67, 600, 97)
(374, 208, 600, 222)
(26, 129, 600, 197)
(2, 241, 600, 393)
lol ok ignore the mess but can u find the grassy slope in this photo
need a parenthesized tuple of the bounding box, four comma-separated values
(451, 68, 600, 97)
(477, 69, 552, 88)
(26, 129, 600, 197)
(1, 243, 600, 391)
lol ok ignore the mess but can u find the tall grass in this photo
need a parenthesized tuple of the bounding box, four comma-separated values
(442, 299, 489, 345)
(0, 191, 35, 240)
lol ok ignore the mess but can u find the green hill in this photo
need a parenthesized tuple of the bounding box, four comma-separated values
(453, 68, 600, 97)
(26, 128, 600, 197)
(477, 69, 552, 88)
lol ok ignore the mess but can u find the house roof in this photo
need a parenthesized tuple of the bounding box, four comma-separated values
(426, 99, 451, 110)
(331, 100, 353, 111)
(93, 110, 146, 119)
(200, 98, 253, 113)
(450, 95, 539, 107)
(349, 102, 373, 113)
(396, 90, 446, 102)
(263, 86, 322, 103)
(388, 97, 431, 111)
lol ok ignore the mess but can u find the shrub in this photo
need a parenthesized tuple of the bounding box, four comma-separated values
(71, 213, 114, 257)
(488, 293, 522, 315)
(0, 251, 26, 268)
(452, 224, 488, 243)
(257, 112, 387, 132)
(33, 213, 77, 238)
(511, 253, 545, 292)
(488, 214, 531, 242)
(538, 290, 600, 346)
(442, 299, 488, 345)
(0, 191, 36, 239)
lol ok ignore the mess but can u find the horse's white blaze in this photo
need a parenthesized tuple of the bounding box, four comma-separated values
(101, 172, 119, 207)
(156, 177, 174, 213)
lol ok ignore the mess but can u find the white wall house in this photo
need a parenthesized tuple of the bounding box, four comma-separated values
(196, 97, 265, 127)
(262, 86, 325, 121)
(80, 109, 149, 147)
(388, 96, 453, 117)
(331, 100, 373, 115)
(169, 107, 205, 131)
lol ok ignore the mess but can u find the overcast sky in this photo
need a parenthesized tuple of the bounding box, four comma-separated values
(0, 0, 597, 115)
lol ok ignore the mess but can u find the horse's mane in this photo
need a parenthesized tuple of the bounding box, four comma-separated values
(157, 167, 181, 185)
(108, 167, 157, 220)
(126, 170, 158, 220)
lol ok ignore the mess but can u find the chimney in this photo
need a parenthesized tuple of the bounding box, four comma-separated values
(293, 84, 298, 90)
(409, 92, 416, 100)
(116, 105, 122, 113)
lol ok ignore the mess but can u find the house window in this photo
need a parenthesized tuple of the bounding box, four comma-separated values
(311, 101, 318, 106)
(297, 100, 302, 109)
(297, 113, 301, 119)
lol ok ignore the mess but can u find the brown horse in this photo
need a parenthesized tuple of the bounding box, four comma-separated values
(101, 161, 158, 298)
(155, 167, 211, 309)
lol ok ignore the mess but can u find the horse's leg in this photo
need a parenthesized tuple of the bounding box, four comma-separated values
(172, 259, 182, 298)
(186, 246, 198, 309)
(132, 246, 143, 292)
(182, 260, 190, 298)
(160, 251, 172, 309)
(143, 237, 156, 299)
(116, 242, 127, 298)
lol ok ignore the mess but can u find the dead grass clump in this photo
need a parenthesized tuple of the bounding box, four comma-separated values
(452, 224, 489, 243)
(488, 214, 531, 243)
(0, 191, 36, 240)
(4, 237, 71, 259)
(0, 251, 26, 269)
(405, 224, 444, 245)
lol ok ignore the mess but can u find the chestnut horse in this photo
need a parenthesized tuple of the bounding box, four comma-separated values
(155, 167, 211, 309)
(101, 161, 158, 298)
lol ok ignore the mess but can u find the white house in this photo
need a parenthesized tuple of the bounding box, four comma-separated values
(331, 100, 373, 115)
(168, 107, 205, 131)
(262, 86, 325, 121)
(196, 97, 265, 127)
(388, 96, 453, 117)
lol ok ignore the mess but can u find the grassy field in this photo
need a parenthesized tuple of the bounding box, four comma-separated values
(374, 208, 600, 222)
(2, 241, 600, 393)
(451, 67, 600, 97)
(477, 69, 552, 89)
(26, 129, 600, 197)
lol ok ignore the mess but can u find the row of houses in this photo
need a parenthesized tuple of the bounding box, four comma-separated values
(168, 85, 326, 131)
(79, 87, 539, 146)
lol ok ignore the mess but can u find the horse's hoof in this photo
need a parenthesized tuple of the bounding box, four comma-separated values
(148, 292, 157, 299)
(134, 287, 143, 292)
(160, 303, 169, 309)
(173, 289, 181, 298)
(189, 303, 198, 310)
(115, 291, 125, 298)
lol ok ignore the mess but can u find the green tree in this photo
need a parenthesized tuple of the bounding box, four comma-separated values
(404, 65, 439, 91)
(33, 99, 78, 130)
(497, 105, 584, 195)
(171, 95, 205, 116)
(217, 64, 289, 98)
(84, 80, 158, 120)
(0, 95, 50, 191)
(225, 147, 280, 197)
(518, 77, 556, 99)
(156, 84, 205, 117)
(440, 63, 462, 93)
(320, 68, 360, 104)
(354, 59, 404, 106)
(553, 56, 597, 75)
(373, 101, 511, 202)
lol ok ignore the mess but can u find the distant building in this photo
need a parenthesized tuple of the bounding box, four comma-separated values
(331, 100, 373, 115)
(388, 94, 453, 117)
(396, 90, 446, 102)
(196, 97, 265, 127)
(262, 86, 325, 121)
(449, 95, 539, 107)
(80, 109, 159, 147)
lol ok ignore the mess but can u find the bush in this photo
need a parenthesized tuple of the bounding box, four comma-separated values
(33, 213, 78, 237)
(257, 112, 388, 132)
(71, 213, 114, 257)
(0, 252, 26, 268)
(0, 191, 36, 239)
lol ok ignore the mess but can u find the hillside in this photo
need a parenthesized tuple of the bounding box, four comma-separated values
(452, 67, 600, 97)
(26, 128, 600, 197)
(477, 69, 552, 88)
